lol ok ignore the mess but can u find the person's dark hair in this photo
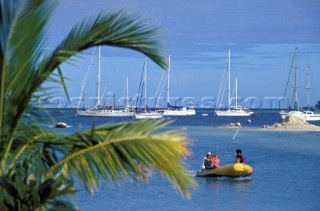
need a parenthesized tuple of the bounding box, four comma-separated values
(236, 149, 242, 153)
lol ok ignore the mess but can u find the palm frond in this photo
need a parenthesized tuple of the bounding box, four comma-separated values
(0, 0, 21, 136)
(39, 9, 167, 78)
(1, 0, 57, 144)
(48, 120, 196, 198)
(0, 0, 195, 207)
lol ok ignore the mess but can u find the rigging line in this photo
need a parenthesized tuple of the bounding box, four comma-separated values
(231, 81, 236, 103)
(100, 83, 109, 105)
(100, 58, 111, 103)
(119, 79, 127, 105)
(78, 48, 96, 108)
(154, 71, 165, 100)
(216, 65, 225, 107)
(154, 73, 167, 107)
(219, 71, 228, 108)
(136, 61, 145, 109)
(232, 128, 240, 141)
(157, 74, 167, 107)
(282, 52, 295, 108)
(217, 56, 228, 109)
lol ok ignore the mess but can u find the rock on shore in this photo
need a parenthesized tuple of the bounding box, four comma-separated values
(260, 111, 320, 131)
(217, 122, 243, 128)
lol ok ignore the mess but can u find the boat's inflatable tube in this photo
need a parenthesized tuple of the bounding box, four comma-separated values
(196, 163, 253, 177)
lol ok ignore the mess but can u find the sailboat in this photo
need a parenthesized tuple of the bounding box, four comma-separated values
(280, 49, 320, 121)
(163, 55, 196, 116)
(214, 49, 253, 117)
(133, 59, 163, 119)
(300, 65, 320, 121)
(76, 47, 134, 117)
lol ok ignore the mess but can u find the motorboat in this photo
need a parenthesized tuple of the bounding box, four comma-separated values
(55, 122, 67, 128)
(196, 163, 253, 178)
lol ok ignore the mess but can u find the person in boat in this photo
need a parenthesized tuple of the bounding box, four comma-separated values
(204, 152, 213, 170)
(234, 149, 247, 164)
(234, 156, 241, 164)
(212, 154, 220, 168)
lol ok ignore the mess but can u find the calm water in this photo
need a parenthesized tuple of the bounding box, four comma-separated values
(41, 109, 320, 210)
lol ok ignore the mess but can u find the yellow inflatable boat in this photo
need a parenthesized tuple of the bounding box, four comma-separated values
(196, 163, 253, 178)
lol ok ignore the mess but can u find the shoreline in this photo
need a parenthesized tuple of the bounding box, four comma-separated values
(214, 125, 320, 132)
(254, 126, 320, 132)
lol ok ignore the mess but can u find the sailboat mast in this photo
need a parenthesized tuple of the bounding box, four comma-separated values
(235, 78, 238, 108)
(144, 58, 147, 112)
(306, 65, 311, 110)
(293, 47, 298, 111)
(126, 77, 129, 108)
(167, 55, 171, 106)
(228, 49, 231, 110)
(96, 46, 101, 107)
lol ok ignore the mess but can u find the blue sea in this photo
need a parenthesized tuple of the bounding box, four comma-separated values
(42, 109, 320, 211)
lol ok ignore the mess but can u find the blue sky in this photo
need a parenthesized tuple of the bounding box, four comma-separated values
(47, 0, 320, 108)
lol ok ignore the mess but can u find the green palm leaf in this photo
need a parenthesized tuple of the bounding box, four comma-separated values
(0, 0, 196, 208)
(1, 0, 168, 144)
(48, 120, 196, 198)
(1, 0, 57, 146)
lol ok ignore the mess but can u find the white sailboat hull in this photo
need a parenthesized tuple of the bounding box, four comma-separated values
(215, 109, 253, 117)
(163, 108, 196, 116)
(76, 109, 135, 117)
(280, 111, 320, 121)
(133, 112, 163, 119)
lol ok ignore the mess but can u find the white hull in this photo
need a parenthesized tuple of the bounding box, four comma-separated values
(215, 109, 253, 117)
(134, 112, 163, 119)
(280, 111, 320, 121)
(76, 109, 134, 117)
(163, 108, 196, 116)
(304, 115, 320, 121)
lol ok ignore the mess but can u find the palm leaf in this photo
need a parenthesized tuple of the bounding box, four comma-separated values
(48, 120, 196, 198)
(1, 3, 168, 147)
(0, 0, 196, 208)
(1, 0, 57, 146)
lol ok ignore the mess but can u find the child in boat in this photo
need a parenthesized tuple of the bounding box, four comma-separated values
(204, 152, 213, 170)
(212, 154, 220, 168)
(234, 155, 241, 164)
(234, 149, 247, 164)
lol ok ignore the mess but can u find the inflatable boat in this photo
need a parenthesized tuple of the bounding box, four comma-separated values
(196, 163, 253, 178)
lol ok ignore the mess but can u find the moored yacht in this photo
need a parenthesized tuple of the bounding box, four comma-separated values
(133, 59, 163, 119)
(76, 47, 134, 117)
(162, 55, 196, 116)
(214, 50, 253, 117)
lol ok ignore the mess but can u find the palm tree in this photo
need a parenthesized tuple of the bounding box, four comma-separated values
(0, 0, 196, 210)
